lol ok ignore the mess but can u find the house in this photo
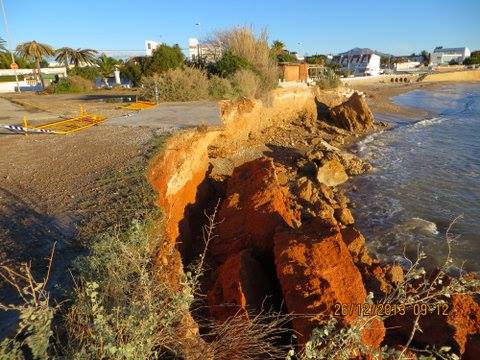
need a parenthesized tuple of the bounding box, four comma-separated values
(331, 48, 381, 76)
(188, 38, 222, 62)
(430, 47, 470, 65)
(145, 40, 160, 56)
(394, 61, 421, 71)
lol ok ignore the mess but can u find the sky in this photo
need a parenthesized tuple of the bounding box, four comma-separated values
(1, 0, 479, 56)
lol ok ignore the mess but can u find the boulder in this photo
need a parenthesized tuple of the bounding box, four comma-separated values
(316, 157, 348, 187)
(327, 92, 375, 132)
(274, 223, 385, 346)
(208, 250, 274, 321)
(335, 208, 355, 226)
(211, 157, 301, 261)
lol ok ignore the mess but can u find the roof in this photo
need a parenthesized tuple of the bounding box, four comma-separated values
(338, 47, 375, 56)
(433, 47, 468, 53)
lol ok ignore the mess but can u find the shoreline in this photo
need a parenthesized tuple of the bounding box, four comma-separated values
(345, 80, 480, 272)
(349, 79, 479, 119)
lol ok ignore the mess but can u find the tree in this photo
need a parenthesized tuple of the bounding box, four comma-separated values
(0, 37, 6, 52)
(96, 54, 117, 87)
(15, 40, 55, 88)
(144, 44, 184, 75)
(305, 54, 327, 65)
(214, 51, 251, 77)
(120, 60, 143, 87)
(271, 40, 285, 57)
(55, 47, 98, 68)
(420, 50, 430, 65)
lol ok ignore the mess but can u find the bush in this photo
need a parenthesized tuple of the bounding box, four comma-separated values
(144, 43, 184, 75)
(315, 68, 341, 89)
(68, 66, 99, 81)
(463, 56, 480, 65)
(208, 75, 234, 99)
(141, 67, 209, 102)
(230, 69, 261, 98)
(213, 27, 278, 93)
(120, 61, 143, 86)
(63, 220, 196, 359)
(214, 51, 252, 77)
(51, 75, 93, 93)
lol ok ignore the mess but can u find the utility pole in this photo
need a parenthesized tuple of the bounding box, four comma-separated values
(0, 0, 20, 92)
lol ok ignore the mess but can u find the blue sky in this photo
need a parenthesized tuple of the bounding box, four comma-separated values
(2, 0, 479, 56)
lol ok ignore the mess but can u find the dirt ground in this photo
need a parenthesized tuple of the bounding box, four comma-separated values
(0, 94, 220, 336)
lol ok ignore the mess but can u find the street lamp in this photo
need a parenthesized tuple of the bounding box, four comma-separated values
(195, 22, 201, 59)
(0, 0, 20, 92)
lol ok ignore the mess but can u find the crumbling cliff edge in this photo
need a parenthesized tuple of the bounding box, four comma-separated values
(148, 87, 480, 358)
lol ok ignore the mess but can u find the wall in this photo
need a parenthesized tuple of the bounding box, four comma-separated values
(423, 69, 480, 82)
(279, 63, 308, 82)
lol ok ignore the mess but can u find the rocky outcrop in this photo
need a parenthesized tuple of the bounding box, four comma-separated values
(327, 92, 374, 132)
(208, 249, 274, 321)
(211, 157, 301, 261)
(274, 222, 385, 346)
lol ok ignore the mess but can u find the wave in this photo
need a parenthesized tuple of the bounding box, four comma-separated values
(412, 116, 445, 128)
(401, 217, 440, 236)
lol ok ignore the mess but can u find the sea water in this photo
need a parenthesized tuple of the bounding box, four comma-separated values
(349, 84, 480, 271)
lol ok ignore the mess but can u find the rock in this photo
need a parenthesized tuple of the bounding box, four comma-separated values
(274, 223, 385, 346)
(386, 294, 480, 356)
(208, 250, 274, 321)
(316, 157, 348, 187)
(318, 183, 336, 205)
(297, 178, 315, 202)
(341, 227, 373, 266)
(335, 208, 355, 226)
(212, 157, 301, 261)
(334, 191, 349, 208)
(327, 92, 375, 132)
(312, 198, 335, 221)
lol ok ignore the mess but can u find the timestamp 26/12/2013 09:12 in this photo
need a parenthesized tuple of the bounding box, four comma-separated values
(334, 303, 450, 317)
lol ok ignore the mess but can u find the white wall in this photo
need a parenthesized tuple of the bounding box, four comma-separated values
(0, 80, 42, 93)
(0, 67, 67, 77)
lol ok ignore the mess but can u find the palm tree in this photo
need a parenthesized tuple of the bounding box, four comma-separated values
(0, 37, 6, 52)
(271, 40, 285, 57)
(55, 47, 98, 68)
(16, 40, 54, 88)
(96, 54, 116, 87)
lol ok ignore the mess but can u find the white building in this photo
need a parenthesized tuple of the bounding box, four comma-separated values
(145, 40, 160, 56)
(188, 38, 222, 62)
(331, 48, 381, 76)
(394, 61, 421, 71)
(430, 47, 470, 65)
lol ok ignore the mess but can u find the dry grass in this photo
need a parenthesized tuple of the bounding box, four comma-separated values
(141, 67, 210, 102)
(211, 27, 278, 92)
(204, 312, 292, 360)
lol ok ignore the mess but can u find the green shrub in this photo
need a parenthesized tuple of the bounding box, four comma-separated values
(208, 75, 234, 99)
(141, 67, 209, 102)
(230, 69, 261, 98)
(68, 66, 99, 81)
(144, 43, 184, 75)
(463, 56, 480, 65)
(120, 61, 143, 86)
(315, 68, 341, 89)
(52, 75, 93, 93)
(213, 27, 278, 93)
(214, 51, 252, 77)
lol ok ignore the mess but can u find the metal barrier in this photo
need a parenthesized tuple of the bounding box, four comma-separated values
(2, 106, 106, 135)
